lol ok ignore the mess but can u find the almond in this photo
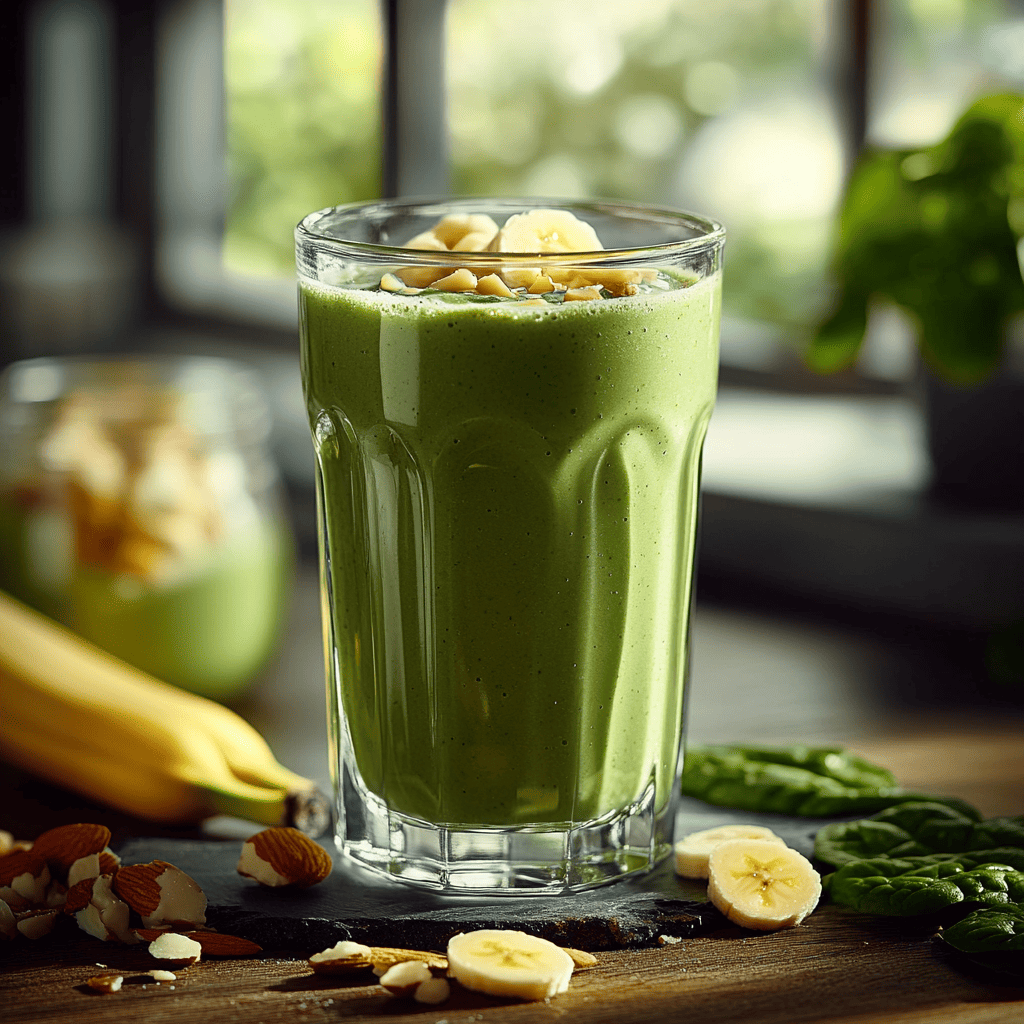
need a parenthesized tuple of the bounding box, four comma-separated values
(0, 849, 50, 904)
(308, 940, 373, 974)
(0, 898, 16, 939)
(369, 947, 448, 972)
(237, 827, 332, 888)
(565, 948, 598, 968)
(63, 879, 94, 915)
(379, 960, 431, 995)
(73, 874, 136, 943)
(31, 823, 111, 880)
(113, 860, 206, 928)
(16, 908, 60, 939)
(136, 930, 261, 956)
(86, 974, 124, 993)
(148, 931, 201, 966)
(413, 977, 451, 1005)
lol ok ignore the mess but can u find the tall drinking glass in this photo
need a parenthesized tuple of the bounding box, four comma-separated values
(296, 199, 723, 892)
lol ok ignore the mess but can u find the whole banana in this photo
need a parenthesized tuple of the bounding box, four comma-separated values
(0, 590, 329, 834)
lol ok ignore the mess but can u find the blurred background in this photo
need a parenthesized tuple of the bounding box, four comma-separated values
(1, 0, 1023, 786)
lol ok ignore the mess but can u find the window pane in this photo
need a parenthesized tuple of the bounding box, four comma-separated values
(869, 0, 1024, 148)
(446, 0, 843, 330)
(223, 0, 382, 278)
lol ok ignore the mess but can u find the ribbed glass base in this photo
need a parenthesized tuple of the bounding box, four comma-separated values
(334, 764, 676, 894)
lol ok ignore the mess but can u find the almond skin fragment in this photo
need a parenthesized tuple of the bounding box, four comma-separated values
(238, 827, 332, 888)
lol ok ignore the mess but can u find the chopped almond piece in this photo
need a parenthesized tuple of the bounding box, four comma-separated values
(432, 268, 478, 293)
(475, 274, 514, 298)
(564, 286, 604, 302)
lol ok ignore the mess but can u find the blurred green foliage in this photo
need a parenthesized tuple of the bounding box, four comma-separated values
(810, 94, 1024, 382)
(223, 0, 382, 277)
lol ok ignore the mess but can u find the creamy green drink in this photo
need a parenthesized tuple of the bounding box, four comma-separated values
(297, 200, 723, 890)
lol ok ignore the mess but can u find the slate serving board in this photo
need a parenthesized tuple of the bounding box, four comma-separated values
(116, 799, 832, 954)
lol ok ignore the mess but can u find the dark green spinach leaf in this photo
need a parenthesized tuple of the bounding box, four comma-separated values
(681, 746, 978, 818)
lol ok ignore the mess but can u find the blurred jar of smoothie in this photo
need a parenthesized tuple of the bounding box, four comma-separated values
(0, 355, 293, 700)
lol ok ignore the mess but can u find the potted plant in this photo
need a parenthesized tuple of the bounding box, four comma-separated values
(809, 93, 1024, 511)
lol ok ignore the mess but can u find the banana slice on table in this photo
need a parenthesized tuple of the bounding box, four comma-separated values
(707, 838, 822, 931)
(674, 824, 786, 880)
(447, 929, 574, 1001)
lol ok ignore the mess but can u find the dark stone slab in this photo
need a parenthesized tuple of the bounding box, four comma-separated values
(116, 799, 830, 955)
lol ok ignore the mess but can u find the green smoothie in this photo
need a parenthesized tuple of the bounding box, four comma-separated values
(300, 271, 720, 828)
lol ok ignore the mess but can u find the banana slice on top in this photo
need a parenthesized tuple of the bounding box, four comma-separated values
(674, 824, 785, 880)
(488, 209, 602, 254)
(447, 929, 574, 1001)
(707, 838, 821, 931)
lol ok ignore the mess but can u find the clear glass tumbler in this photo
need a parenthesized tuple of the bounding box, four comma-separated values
(297, 199, 724, 892)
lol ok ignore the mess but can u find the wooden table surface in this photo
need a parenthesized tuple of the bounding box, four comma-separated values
(3, 569, 1023, 1023)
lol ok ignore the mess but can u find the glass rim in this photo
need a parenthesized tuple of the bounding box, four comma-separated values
(295, 196, 725, 267)
(0, 353, 271, 443)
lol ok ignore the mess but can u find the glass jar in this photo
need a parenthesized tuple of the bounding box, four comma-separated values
(0, 355, 293, 700)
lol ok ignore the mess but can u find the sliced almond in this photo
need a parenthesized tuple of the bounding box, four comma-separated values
(63, 879, 94, 915)
(396, 266, 449, 288)
(414, 977, 451, 1005)
(113, 860, 206, 928)
(86, 974, 124, 993)
(148, 931, 202, 966)
(475, 274, 514, 298)
(564, 285, 604, 302)
(150, 970, 177, 982)
(527, 275, 557, 294)
(0, 898, 16, 939)
(379, 960, 432, 996)
(380, 273, 406, 292)
(369, 946, 448, 971)
(74, 874, 136, 943)
(16, 908, 59, 940)
(564, 948, 598, 968)
(432, 268, 478, 293)
(237, 828, 332, 888)
(308, 939, 373, 974)
(30, 823, 111, 881)
(0, 849, 50, 903)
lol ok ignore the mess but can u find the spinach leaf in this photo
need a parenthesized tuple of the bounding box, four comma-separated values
(827, 859, 1024, 916)
(941, 905, 1024, 953)
(681, 746, 978, 818)
(816, 803, 1024, 867)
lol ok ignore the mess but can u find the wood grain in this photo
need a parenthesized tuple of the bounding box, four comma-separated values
(3, 722, 1023, 1024)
